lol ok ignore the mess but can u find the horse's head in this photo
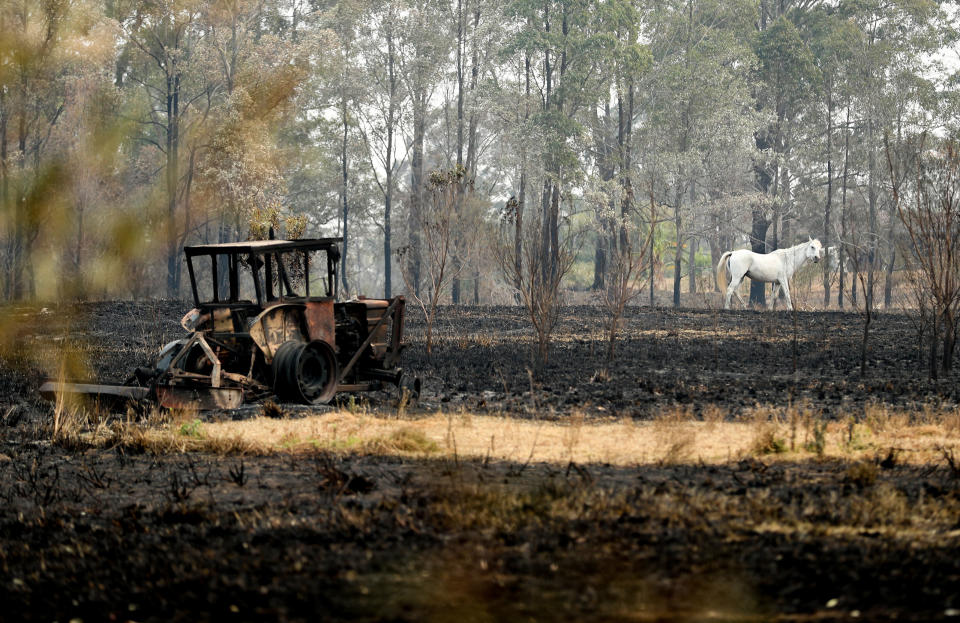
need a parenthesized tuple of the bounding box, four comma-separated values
(806, 237, 824, 263)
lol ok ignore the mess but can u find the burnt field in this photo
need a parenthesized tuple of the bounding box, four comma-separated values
(1, 301, 959, 622)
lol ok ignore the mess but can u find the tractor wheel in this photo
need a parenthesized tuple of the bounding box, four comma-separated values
(272, 340, 339, 405)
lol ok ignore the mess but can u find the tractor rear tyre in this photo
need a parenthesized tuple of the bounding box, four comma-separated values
(272, 340, 339, 405)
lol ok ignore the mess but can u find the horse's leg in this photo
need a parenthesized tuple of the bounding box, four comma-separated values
(726, 272, 745, 309)
(770, 283, 780, 310)
(780, 279, 794, 310)
(733, 280, 747, 307)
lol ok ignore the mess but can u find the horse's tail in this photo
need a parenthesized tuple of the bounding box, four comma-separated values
(716, 251, 733, 292)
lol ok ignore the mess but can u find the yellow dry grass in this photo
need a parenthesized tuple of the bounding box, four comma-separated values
(56, 400, 960, 465)
(187, 410, 748, 463)
(174, 403, 960, 465)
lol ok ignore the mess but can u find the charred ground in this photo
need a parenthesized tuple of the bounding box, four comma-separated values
(0, 301, 958, 622)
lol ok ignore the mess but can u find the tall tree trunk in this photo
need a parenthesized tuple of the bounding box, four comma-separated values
(340, 97, 350, 296)
(165, 72, 181, 298)
(540, 178, 552, 283)
(515, 171, 524, 299)
(943, 311, 956, 373)
(930, 313, 940, 380)
(672, 185, 683, 308)
(709, 214, 721, 292)
(384, 169, 392, 299)
(866, 118, 877, 311)
(884, 247, 895, 309)
(549, 182, 560, 278)
(514, 52, 529, 300)
(688, 236, 698, 294)
(619, 82, 634, 252)
(649, 223, 656, 307)
(451, 0, 466, 304)
(592, 233, 607, 290)
(749, 208, 769, 307)
(465, 0, 481, 177)
(0, 86, 8, 300)
(464, 1, 482, 307)
(409, 94, 425, 297)
(839, 105, 850, 309)
(383, 17, 397, 299)
(823, 80, 833, 307)
(12, 67, 28, 300)
(883, 184, 897, 308)
(592, 97, 614, 291)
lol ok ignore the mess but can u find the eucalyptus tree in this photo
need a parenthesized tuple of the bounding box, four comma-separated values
(488, 19, 545, 298)
(397, 0, 450, 297)
(357, 0, 409, 298)
(1, 0, 76, 299)
(442, 0, 504, 303)
(318, 0, 368, 295)
(196, 0, 314, 247)
(587, 0, 651, 292)
(0, 0, 118, 299)
(0, 0, 76, 299)
(504, 0, 615, 282)
(641, 0, 757, 307)
(751, 7, 818, 306)
(843, 0, 948, 310)
(806, 6, 859, 307)
(116, 0, 211, 297)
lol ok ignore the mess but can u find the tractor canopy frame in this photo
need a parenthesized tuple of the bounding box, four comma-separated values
(41, 238, 418, 411)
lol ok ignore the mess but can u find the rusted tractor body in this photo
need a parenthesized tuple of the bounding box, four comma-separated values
(42, 238, 417, 411)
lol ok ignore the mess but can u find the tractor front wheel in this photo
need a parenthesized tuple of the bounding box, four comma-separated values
(272, 340, 339, 405)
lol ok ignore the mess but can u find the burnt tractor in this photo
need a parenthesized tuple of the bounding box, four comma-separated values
(42, 238, 419, 410)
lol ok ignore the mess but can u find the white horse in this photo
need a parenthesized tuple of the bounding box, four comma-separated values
(716, 238, 824, 310)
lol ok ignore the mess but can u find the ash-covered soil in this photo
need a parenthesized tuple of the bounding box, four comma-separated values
(3, 300, 957, 422)
(405, 305, 959, 419)
(0, 301, 958, 621)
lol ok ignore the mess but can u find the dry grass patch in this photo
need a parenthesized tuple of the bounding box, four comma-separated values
(203, 410, 765, 464)
(45, 403, 960, 465)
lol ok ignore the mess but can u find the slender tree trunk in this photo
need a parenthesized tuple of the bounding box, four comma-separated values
(883, 246, 895, 308)
(340, 97, 350, 295)
(672, 186, 683, 307)
(409, 95, 425, 297)
(592, 98, 614, 291)
(860, 295, 871, 378)
(688, 236, 697, 294)
(514, 52, 529, 301)
(465, 0, 481, 177)
(540, 178, 552, 283)
(883, 142, 899, 309)
(451, 0, 466, 304)
(383, 18, 397, 299)
(0, 87, 8, 300)
(549, 182, 560, 277)
(943, 310, 956, 373)
(592, 234, 607, 290)
(515, 171, 524, 300)
(930, 312, 939, 380)
(385, 173, 392, 299)
(867, 118, 877, 311)
(649, 211, 656, 307)
(619, 82, 634, 252)
(823, 81, 833, 307)
(839, 106, 850, 309)
(166, 72, 181, 298)
(13, 68, 28, 300)
(709, 214, 721, 292)
(852, 268, 859, 306)
(749, 208, 769, 307)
